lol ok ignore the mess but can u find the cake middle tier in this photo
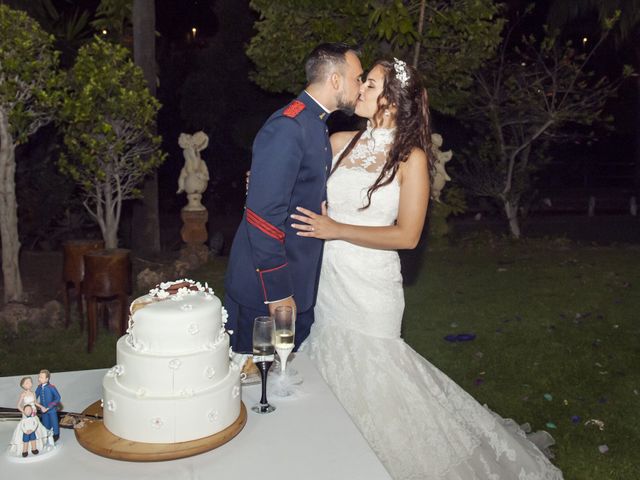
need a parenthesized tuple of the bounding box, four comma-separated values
(113, 335, 231, 395)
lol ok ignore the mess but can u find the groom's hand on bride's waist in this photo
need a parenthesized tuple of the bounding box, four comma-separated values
(267, 296, 296, 316)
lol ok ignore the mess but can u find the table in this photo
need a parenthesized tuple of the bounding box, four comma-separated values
(0, 354, 391, 480)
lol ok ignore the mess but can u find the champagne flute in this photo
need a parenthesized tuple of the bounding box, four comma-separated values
(274, 306, 295, 377)
(251, 316, 276, 414)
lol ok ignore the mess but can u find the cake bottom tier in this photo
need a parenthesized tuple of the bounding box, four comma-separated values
(103, 370, 241, 443)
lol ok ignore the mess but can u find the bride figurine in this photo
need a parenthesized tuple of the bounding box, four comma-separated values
(9, 377, 53, 458)
(292, 58, 563, 479)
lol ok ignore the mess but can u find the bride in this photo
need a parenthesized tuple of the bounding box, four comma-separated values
(292, 58, 563, 480)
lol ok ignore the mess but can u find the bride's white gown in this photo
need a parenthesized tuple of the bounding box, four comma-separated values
(303, 126, 563, 480)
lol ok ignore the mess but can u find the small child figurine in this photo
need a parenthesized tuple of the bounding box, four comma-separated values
(9, 378, 52, 458)
(35, 369, 61, 442)
(19, 405, 40, 457)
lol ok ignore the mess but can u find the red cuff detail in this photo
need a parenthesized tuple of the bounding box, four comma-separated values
(246, 208, 285, 243)
(258, 263, 288, 301)
(283, 100, 305, 118)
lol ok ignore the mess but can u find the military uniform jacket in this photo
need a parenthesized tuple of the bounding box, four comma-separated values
(35, 383, 61, 410)
(225, 91, 331, 312)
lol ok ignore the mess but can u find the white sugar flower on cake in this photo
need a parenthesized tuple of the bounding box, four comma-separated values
(106, 364, 125, 377)
(150, 417, 164, 429)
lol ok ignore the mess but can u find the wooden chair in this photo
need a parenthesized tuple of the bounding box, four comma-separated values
(62, 239, 105, 331)
(82, 249, 132, 353)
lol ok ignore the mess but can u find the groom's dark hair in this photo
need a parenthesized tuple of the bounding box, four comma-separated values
(305, 43, 360, 85)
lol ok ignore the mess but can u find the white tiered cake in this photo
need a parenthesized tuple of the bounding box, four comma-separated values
(102, 280, 241, 444)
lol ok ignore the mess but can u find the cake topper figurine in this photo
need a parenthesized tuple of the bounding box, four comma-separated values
(8, 376, 54, 458)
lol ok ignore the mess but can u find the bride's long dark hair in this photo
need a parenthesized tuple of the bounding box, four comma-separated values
(330, 59, 433, 209)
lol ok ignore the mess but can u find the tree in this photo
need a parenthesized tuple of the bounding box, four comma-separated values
(548, 0, 640, 187)
(458, 19, 630, 238)
(246, 0, 504, 114)
(91, 0, 133, 45)
(131, 0, 161, 254)
(0, 5, 61, 302)
(59, 37, 164, 249)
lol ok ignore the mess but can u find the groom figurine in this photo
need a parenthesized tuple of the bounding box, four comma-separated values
(225, 43, 363, 352)
(35, 369, 61, 442)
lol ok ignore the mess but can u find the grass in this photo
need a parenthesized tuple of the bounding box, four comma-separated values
(1, 238, 638, 479)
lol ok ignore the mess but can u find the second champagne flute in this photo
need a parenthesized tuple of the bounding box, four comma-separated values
(274, 306, 295, 377)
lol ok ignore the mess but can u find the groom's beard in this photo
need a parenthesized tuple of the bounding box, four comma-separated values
(336, 92, 357, 116)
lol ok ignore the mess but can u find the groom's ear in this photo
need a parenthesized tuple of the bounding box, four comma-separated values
(329, 71, 341, 91)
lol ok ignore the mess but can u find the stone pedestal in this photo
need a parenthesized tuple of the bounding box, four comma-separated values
(180, 208, 209, 268)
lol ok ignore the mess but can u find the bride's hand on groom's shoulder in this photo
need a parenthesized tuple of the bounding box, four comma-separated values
(291, 202, 340, 240)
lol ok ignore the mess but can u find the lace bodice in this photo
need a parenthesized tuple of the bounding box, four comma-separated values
(21, 392, 37, 409)
(328, 125, 399, 227)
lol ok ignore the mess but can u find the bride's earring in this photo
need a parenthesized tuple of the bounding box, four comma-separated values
(383, 110, 390, 117)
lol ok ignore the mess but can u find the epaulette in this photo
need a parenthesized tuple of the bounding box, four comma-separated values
(283, 100, 306, 118)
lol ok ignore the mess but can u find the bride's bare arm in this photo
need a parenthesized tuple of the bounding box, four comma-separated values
(291, 147, 430, 250)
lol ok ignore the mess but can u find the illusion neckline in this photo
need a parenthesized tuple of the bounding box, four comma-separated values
(363, 122, 396, 144)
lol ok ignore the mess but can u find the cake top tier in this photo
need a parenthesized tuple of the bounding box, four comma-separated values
(126, 279, 228, 354)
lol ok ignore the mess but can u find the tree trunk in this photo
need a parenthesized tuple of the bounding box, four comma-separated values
(412, 0, 427, 69)
(634, 45, 640, 189)
(0, 109, 24, 303)
(103, 203, 119, 249)
(504, 199, 521, 239)
(131, 0, 161, 254)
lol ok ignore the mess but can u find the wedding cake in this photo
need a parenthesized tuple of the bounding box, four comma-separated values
(102, 280, 241, 443)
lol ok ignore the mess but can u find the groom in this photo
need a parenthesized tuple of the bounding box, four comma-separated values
(224, 43, 363, 353)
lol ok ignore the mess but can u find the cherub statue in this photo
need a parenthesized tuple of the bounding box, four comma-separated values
(430, 133, 452, 202)
(177, 131, 210, 211)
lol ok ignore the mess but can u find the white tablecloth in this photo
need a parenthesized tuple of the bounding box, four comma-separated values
(0, 353, 391, 480)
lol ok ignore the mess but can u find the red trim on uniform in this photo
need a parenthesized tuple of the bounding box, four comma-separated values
(246, 208, 285, 243)
(259, 263, 288, 274)
(258, 263, 288, 301)
(283, 100, 306, 118)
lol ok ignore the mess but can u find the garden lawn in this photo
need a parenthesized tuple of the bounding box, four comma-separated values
(1, 238, 637, 479)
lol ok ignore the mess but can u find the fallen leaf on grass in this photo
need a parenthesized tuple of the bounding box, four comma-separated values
(584, 419, 605, 431)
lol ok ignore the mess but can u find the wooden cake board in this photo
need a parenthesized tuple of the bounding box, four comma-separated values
(75, 400, 247, 462)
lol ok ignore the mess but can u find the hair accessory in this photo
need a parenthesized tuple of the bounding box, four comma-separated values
(393, 57, 410, 88)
